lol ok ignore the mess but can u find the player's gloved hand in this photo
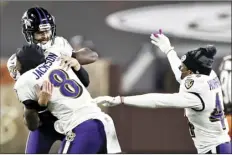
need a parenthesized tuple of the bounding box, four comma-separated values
(60, 55, 81, 71)
(150, 29, 174, 55)
(35, 80, 53, 107)
(91, 96, 122, 107)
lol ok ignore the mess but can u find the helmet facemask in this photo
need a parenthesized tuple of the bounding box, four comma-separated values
(33, 24, 55, 49)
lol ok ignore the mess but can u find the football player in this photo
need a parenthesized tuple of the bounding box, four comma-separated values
(92, 31, 231, 154)
(14, 44, 121, 154)
(7, 7, 98, 153)
(219, 55, 232, 138)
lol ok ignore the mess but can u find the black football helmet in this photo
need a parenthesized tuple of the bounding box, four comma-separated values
(21, 7, 56, 46)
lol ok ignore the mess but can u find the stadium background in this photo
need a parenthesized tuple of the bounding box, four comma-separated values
(0, 1, 231, 153)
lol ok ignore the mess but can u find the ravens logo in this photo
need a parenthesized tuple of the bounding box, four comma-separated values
(185, 78, 194, 89)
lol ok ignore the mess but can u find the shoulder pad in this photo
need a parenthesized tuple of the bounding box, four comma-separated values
(180, 74, 206, 93)
(14, 71, 34, 89)
(52, 36, 73, 56)
(54, 36, 68, 46)
(184, 78, 195, 89)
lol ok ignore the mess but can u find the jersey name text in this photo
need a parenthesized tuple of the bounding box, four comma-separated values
(32, 53, 58, 80)
(208, 77, 221, 90)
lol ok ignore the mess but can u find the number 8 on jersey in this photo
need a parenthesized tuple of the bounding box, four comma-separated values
(49, 69, 83, 98)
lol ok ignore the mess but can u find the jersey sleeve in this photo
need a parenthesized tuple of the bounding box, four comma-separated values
(179, 75, 206, 111)
(7, 53, 20, 81)
(14, 75, 47, 111)
(14, 75, 36, 103)
(179, 75, 202, 94)
(123, 92, 202, 109)
(166, 50, 182, 83)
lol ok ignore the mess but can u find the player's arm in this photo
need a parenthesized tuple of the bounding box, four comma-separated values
(72, 66, 90, 87)
(22, 100, 42, 131)
(150, 30, 182, 83)
(121, 92, 202, 109)
(166, 50, 182, 83)
(23, 81, 54, 131)
(61, 56, 90, 87)
(93, 92, 203, 110)
(14, 86, 41, 131)
(15, 81, 51, 131)
(62, 37, 98, 65)
(72, 47, 98, 65)
(20, 97, 47, 131)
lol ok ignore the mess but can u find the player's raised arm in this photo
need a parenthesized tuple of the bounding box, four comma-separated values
(93, 92, 202, 110)
(150, 30, 182, 83)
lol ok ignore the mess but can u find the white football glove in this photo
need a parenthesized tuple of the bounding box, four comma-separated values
(150, 30, 174, 55)
(7, 53, 20, 81)
(91, 96, 122, 107)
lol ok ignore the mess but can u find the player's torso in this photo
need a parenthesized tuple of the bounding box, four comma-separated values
(180, 71, 230, 153)
(21, 51, 103, 134)
(31, 52, 94, 119)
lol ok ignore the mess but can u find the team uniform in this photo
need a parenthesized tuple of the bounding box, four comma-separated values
(14, 48, 121, 153)
(127, 50, 231, 153)
(181, 72, 230, 153)
(98, 69, 232, 153)
(6, 6, 96, 153)
(7, 36, 77, 153)
(169, 51, 231, 153)
(93, 34, 232, 153)
(219, 55, 232, 137)
(130, 50, 231, 153)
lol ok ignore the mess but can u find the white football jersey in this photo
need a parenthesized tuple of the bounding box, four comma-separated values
(14, 51, 121, 153)
(165, 50, 231, 153)
(7, 36, 74, 81)
(14, 51, 98, 133)
(180, 71, 230, 153)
